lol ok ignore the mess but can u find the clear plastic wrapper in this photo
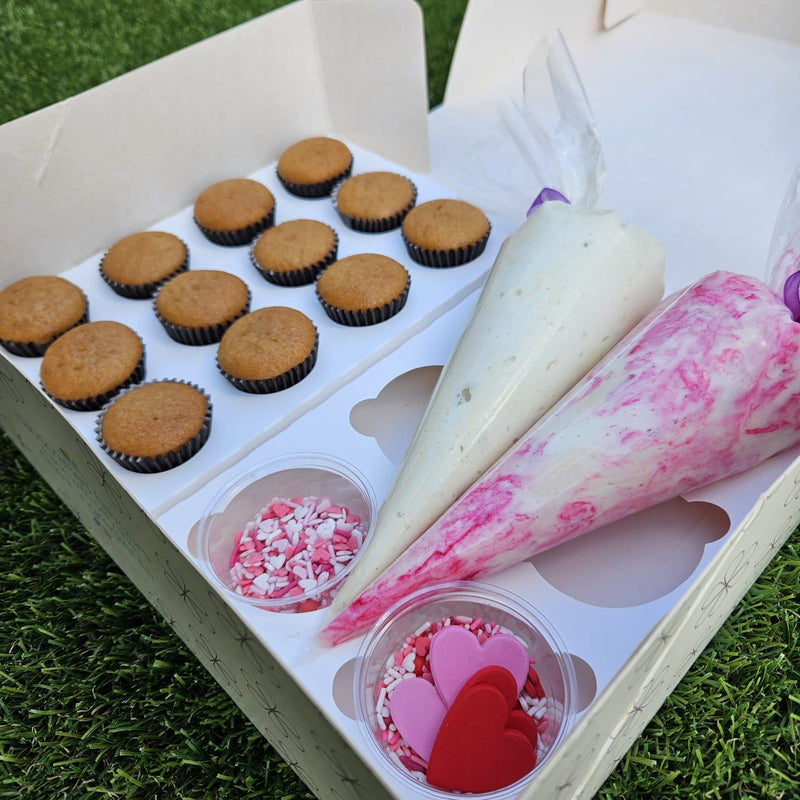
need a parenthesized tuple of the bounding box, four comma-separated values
(767, 164, 800, 318)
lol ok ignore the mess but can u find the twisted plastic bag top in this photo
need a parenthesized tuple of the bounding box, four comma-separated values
(498, 29, 606, 212)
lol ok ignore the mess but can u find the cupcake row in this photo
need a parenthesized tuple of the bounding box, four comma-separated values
(189, 136, 491, 268)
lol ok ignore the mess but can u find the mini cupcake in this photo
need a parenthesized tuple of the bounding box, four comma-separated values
(0, 275, 88, 357)
(250, 219, 338, 286)
(193, 178, 276, 246)
(316, 254, 410, 326)
(100, 231, 189, 298)
(276, 136, 353, 198)
(401, 198, 492, 267)
(154, 269, 251, 345)
(96, 379, 212, 473)
(217, 306, 318, 393)
(334, 172, 417, 233)
(40, 321, 144, 411)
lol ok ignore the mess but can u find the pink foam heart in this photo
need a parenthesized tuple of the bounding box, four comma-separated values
(389, 677, 447, 762)
(429, 626, 529, 707)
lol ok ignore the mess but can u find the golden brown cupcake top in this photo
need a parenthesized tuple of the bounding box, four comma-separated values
(277, 137, 353, 186)
(252, 219, 337, 274)
(217, 307, 317, 381)
(40, 321, 143, 402)
(155, 270, 250, 330)
(335, 172, 416, 222)
(100, 381, 209, 459)
(194, 179, 275, 233)
(402, 199, 490, 251)
(316, 254, 409, 312)
(0, 275, 87, 347)
(101, 231, 187, 287)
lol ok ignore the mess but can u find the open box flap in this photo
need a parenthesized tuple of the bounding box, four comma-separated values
(430, 0, 800, 288)
(0, 0, 428, 285)
(445, 0, 800, 107)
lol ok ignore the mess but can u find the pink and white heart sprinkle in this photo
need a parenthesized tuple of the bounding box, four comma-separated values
(228, 495, 366, 612)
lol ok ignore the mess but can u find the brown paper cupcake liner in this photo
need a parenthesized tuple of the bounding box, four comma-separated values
(95, 379, 212, 473)
(316, 276, 410, 327)
(99, 241, 190, 299)
(333, 179, 417, 233)
(0, 306, 89, 357)
(44, 352, 145, 412)
(217, 330, 319, 394)
(249, 232, 338, 287)
(194, 206, 276, 246)
(403, 224, 492, 268)
(276, 162, 353, 198)
(153, 289, 252, 345)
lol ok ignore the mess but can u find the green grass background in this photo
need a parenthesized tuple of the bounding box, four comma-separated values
(0, 1, 798, 797)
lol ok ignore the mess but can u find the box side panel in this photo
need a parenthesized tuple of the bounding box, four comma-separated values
(447, 0, 800, 107)
(0, 357, 395, 800)
(311, 0, 430, 172)
(518, 458, 800, 799)
(0, 2, 323, 284)
(646, 0, 800, 44)
(444, 0, 605, 104)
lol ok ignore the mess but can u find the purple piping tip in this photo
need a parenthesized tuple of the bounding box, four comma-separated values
(783, 269, 800, 321)
(527, 188, 570, 217)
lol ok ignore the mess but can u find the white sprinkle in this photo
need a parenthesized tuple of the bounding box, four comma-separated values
(376, 685, 387, 713)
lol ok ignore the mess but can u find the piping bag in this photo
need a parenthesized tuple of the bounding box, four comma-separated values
(329, 31, 666, 617)
(321, 165, 800, 647)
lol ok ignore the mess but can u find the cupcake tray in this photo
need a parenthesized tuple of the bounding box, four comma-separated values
(2, 1, 800, 798)
(2, 142, 511, 517)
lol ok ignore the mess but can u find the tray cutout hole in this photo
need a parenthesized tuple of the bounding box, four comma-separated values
(530, 497, 730, 608)
(570, 653, 597, 713)
(349, 365, 442, 465)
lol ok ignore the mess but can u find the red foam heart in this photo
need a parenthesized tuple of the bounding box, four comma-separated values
(426, 683, 536, 793)
(459, 664, 519, 709)
(507, 708, 539, 752)
(461, 666, 539, 753)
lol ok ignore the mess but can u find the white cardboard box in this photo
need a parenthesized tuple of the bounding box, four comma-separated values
(2, 1, 800, 798)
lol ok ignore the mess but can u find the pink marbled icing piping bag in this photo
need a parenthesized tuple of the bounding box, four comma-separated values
(321, 270, 800, 646)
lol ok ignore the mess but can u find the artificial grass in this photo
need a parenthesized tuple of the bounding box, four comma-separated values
(0, 1, 798, 798)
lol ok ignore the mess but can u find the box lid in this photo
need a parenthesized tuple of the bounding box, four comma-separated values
(429, 0, 800, 294)
(0, 0, 428, 284)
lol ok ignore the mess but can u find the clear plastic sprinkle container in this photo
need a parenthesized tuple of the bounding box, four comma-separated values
(354, 581, 578, 798)
(197, 453, 376, 612)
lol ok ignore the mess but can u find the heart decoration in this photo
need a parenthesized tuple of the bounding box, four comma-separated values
(426, 671, 537, 793)
(428, 626, 529, 707)
(389, 677, 447, 762)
